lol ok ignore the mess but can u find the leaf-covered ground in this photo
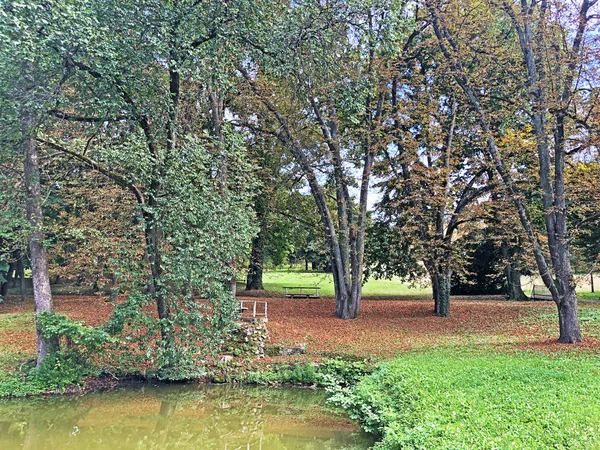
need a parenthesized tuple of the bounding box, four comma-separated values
(1, 295, 599, 368)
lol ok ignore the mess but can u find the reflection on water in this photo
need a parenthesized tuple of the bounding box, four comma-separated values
(0, 384, 373, 449)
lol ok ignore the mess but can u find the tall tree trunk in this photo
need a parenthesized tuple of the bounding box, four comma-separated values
(246, 195, 267, 291)
(426, 0, 589, 342)
(241, 68, 367, 319)
(22, 107, 57, 366)
(246, 231, 265, 291)
(17, 257, 26, 303)
(142, 208, 172, 346)
(437, 269, 451, 318)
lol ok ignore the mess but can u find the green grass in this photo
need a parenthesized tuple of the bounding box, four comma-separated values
(247, 269, 599, 300)
(0, 312, 40, 397)
(580, 291, 600, 301)
(242, 268, 431, 298)
(332, 350, 600, 449)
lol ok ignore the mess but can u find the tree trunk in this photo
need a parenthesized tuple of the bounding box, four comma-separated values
(332, 256, 354, 319)
(502, 243, 528, 301)
(22, 108, 57, 366)
(142, 208, 173, 347)
(0, 261, 14, 297)
(426, 262, 440, 314)
(437, 271, 451, 317)
(246, 195, 266, 291)
(246, 233, 265, 290)
(506, 264, 528, 301)
(557, 288, 581, 343)
(17, 257, 26, 302)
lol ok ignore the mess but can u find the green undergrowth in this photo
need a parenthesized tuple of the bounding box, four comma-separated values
(330, 350, 600, 449)
(239, 358, 375, 387)
(0, 312, 113, 398)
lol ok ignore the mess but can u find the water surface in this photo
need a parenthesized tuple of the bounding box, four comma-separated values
(0, 384, 373, 449)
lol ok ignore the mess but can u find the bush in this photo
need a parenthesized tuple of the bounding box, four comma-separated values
(330, 352, 600, 449)
(30, 312, 114, 390)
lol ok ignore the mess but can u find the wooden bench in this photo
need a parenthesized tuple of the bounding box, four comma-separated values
(531, 284, 553, 300)
(283, 286, 320, 299)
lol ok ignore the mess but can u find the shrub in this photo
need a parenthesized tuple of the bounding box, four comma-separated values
(30, 312, 114, 389)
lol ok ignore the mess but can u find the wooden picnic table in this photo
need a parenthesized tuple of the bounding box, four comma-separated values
(283, 286, 320, 299)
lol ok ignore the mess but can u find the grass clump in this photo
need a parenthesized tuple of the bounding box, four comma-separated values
(330, 351, 600, 449)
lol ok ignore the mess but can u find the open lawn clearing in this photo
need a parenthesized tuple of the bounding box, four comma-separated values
(243, 269, 431, 298)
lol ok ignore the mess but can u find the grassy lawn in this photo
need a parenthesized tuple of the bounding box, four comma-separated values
(522, 274, 600, 300)
(243, 269, 599, 300)
(337, 350, 600, 449)
(242, 268, 431, 298)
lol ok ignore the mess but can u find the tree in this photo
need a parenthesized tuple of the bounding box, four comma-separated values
(31, 0, 258, 370)
(426, 0, 599, 342)
(0, 0, 86, 364)
(239, 0, 416, 319)
(371, 28, 496, 316)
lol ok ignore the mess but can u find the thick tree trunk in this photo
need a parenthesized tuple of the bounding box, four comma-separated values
(557, 288, 581, 343)
(506, 265, 527, 301)
(502, 243, 528, 301)
(437, 271, 451, 318)
(22, 112, 57, 366)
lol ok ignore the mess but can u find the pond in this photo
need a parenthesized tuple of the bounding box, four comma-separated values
(0, 384, 373, 449)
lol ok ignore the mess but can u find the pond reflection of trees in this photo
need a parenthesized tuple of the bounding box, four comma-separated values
(0, 385, 373, 450)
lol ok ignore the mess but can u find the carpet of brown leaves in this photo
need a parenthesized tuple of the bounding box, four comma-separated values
(1, 295, 599, 360)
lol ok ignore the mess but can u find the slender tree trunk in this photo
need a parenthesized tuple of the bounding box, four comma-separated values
(22, 107, 57, 366)
(432, 274, 439, 315)
(241, 68, 367, 319)
(246, 195, 267, 291)
(591, 271, 595, 293)
(425, 261, 440, 314)
(142, 207, 172, 346)
(17, 257, 26, 303)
